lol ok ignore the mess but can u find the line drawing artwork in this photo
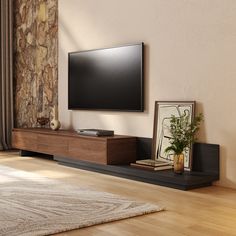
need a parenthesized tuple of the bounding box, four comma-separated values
(154, 102, 195, 170)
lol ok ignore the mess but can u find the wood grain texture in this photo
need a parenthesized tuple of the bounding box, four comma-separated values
(0, 151, 236, 236)
(13, 0, 58, 128)
(12, 131, 37, 151)
(12, 128, 136, 165)
(37, 134, 68, 156)
(68, 137, 107, 164)
(107, 139, 136, 164)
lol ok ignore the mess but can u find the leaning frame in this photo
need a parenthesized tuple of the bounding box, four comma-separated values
(151, 101, 196, 171)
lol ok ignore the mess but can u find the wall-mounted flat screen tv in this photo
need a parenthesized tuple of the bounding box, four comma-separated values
(68, 43, 144, 111)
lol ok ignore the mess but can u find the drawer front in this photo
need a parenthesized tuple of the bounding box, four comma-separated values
(12, 131, 37, 151)
(68, 138, 107, 164)
(107, 138, 136, 164)
(37, 134, 68, 156)
(12, 129, 136, 166)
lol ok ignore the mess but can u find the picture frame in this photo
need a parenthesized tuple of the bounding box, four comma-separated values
(151, 101, 196, 171)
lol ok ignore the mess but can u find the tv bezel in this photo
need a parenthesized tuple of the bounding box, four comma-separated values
(68, 42, 144, 112)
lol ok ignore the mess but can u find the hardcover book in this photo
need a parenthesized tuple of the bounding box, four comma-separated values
(131, 163, 173, 171)
(136, 159, 171, 167)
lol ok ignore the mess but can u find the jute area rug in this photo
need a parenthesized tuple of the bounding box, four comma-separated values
(0, 165, 163, 236)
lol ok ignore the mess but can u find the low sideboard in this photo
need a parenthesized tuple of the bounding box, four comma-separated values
(12, 128, 136, 165)
(12, 128, 220, 190)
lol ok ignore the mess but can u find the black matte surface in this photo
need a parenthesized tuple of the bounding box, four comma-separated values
(20, 150, 53, 160)
(55, 157, 218, 190)
(68, 43, 144, 111)
(136, 137, 152, 160)
(192, 142, 220, 176)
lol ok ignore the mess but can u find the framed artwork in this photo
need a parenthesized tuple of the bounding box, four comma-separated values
(152, 101, 195, 170)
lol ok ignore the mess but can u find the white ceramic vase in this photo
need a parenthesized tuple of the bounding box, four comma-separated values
(50, 105, 61, 131)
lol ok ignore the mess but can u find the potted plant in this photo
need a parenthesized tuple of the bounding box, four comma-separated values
(165, 112, 203, 174)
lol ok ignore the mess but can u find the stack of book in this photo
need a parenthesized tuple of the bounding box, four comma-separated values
(131, 159, 173, 171)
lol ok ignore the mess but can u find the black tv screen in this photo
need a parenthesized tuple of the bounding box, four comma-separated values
(68, 43, 144, 111)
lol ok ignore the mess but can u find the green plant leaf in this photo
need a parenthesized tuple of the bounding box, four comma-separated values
(164, 112, 203, 155)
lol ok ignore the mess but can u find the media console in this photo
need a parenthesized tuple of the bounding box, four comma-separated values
(12, 128, 136, 165)
(12, 128, 220, 190)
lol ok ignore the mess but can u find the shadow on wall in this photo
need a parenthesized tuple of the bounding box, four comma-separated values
(59, 19, 151, 134)
(71, 112, 142, 135)
(196, 101, 207, 142)
(144, 44, 150, 114)
(219, 146, 236, 188)
(59, 19, 82, 50)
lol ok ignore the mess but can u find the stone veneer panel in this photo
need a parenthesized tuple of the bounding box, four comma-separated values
(14, 0, 58, 127)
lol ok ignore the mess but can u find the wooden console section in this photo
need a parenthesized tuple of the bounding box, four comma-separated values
(12, 128, 136, 165)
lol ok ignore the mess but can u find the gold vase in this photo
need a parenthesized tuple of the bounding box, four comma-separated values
(173, 153, 184, 174)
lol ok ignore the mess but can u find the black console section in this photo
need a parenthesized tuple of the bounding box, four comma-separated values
(55, 142, 220, 191)
(192, 142, 220, 177)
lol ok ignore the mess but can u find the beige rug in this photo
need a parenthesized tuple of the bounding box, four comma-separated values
(0, 165, 163, 236)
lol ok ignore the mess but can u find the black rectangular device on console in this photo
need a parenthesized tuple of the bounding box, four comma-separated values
(77, 129, 114, 137)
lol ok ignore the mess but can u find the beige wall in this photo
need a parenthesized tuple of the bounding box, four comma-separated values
(58, 0, 236, 188)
